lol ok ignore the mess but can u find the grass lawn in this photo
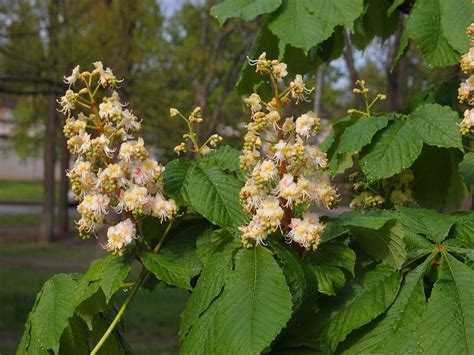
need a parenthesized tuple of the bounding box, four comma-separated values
(0, 181, 45, 202)
(0, 240, 189, 354)
(0, 214, 78, 228)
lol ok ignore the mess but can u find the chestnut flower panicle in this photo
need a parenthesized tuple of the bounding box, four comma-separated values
(238, 54, 339, 250)
(459, 23, 474, 134)
(60, 62, 176, 255)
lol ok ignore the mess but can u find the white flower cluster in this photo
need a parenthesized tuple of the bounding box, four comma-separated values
(459, 24, 474, 135)
(60, 63, 176, 255)
(239, 54, 338, 250)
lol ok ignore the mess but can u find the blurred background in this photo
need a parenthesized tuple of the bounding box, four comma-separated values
(0, 0, 457, 353)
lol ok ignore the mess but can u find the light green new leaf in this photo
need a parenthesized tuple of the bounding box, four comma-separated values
(406, 0, 459, 67)
(440, 0, 473, 53)
(459, 152, 474, 185)
(360, 118, 423, 182)
(349, 220, 406, 270)
(334, 114, 391, 157)
(396, 206, 455, 244)
(211, 0, 282, 23)
(419, 252, 474, 353)
(342, 256, 433, 354)
(320, 264, 401, 352)
(213, 247, 292, 354)
(268, 0, 363, 51)
(141, 252, 193, 290)
(408, 104, 462, 149)
(186, 161, 246, 228)
(30, 274, 79, 354)
(74, 254, 131, 305)
(163, 158, 193, 206)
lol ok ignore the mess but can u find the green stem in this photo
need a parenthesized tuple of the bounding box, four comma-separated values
(90, 219, 175, 354)
(90, 270, 146, 355)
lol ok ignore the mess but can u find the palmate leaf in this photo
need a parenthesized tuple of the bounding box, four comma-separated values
(181, 247, 292, 355)
(211, 0, 282, 23)
(341, 256, 434, 354)
(396, 206, 455, 244)
(268, 0, 363, 51)
(451, 213, 474, 248)
(186, 160, 246, 228)
(360, 118, 423, 182)
(418, 252, 474, 353)
(406, 0, 459, 67)
(319, 264, 401, 353)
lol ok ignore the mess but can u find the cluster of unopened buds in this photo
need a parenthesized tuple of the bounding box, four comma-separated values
(459, 23, 474, 134)
(239, 53, 339, 250)
(349, 170, 415, 209)
(169, 107, 223, 156)
(59, 62, 176, 255)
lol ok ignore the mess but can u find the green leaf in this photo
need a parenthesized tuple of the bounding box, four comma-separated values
(163, 158, 193, 206)
(186, 160, 246, 228)
(349, 220, 406, 270)
(387, 0, 404, 16)
(268, 0, 363, 51)
(141, 252, 193, 290)
(75, 254, 131, 305)
(196, 228, 234, 266)
(440, 0, 474, 53)
(412, 146, 467, 209)
(418, 252, 474, 353)
(360, 118, 423, 182)
(396, 206, 455, 244)
(451, 213, 474, 248)
(271, 239, 309, 309)
(211, 0, 282, 23)
(213, 247, 293, 354)
(160, 221, 211, 277)
(179, 243, 236, 339)
(459, 152, 474, 185)
(307, 241, 356, 296)
(341, 256, 433, 354)
(319, 264, 401, 352)
(237, 26, 278, 96)
(182, 247, 293, 354)
(406, 0, 459, 67)
(407, 104, 462, 149)
(202, 145, 246, 180)
(90, 312, 132, 355)
(30, 274, 79, 354)
(58, 316, 90, 355)
(334, 114, 391, 157)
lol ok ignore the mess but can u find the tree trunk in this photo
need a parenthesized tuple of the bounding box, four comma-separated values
(342, 29, 364, 107)
(39, 95, 56, 243)
(313, 65, 325, 116)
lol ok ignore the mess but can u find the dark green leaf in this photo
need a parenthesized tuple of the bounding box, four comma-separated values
(163, 158, 193, 206)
